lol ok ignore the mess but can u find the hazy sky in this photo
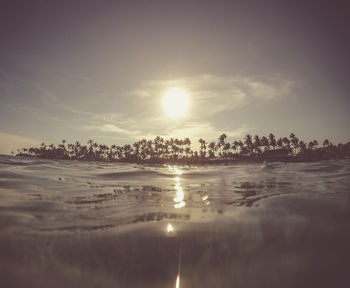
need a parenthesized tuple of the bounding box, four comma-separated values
(1, 0, 349, 154)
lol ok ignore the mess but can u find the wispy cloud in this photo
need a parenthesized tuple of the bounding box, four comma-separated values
(1, 69, 294, 148)
(0, 70, 58, 103)
(84, 123, 141, 137)
(246, 76, 293, 100)
(44, 73, 293, 144)
(116, 74, 294, 143)
(142, 122, 248, 142)
(128, 74, 294, 119)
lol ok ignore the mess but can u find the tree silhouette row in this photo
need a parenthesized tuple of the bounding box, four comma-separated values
(15, 133, 349, 163)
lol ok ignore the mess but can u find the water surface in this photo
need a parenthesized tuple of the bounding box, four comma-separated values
(0, 156, 349, 287)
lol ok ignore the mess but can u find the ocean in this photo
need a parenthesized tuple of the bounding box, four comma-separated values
(0, 155, 349, 287)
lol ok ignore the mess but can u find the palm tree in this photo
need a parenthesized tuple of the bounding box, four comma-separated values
(237, 140, 244, 155)
(231, 141, 237, 157)
(123, 144, 132, 160)
(308, 141, 314, 150)
(198, 138, 207, 158)
(179, 139, 185, 159)
(276, 138, 283, 150)
(185, 146, 192, 158)
(223, 142, 231, 158)
(290, 133, 299, 155)
(133, 142, 140, 160)
(184, 138, 191, 158)
(253, 135, 261, 154)
(174, 138, 182, 159)
(260, 136, 269, 152)
(116, 146, 123, 160)
(172, 140, 180, 159)
(282, 137, 291, 153)
(268, 133, 276, 150)
(217, 133, 227, 157)
(244, 134, 253, 155)
(146, 140, 154, 159)
(208, 141, 216, 158)
(110, 144, 117, 161)
(299, 140, 307, 153)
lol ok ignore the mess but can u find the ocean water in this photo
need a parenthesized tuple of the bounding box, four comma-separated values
(0, 155, 349, 287)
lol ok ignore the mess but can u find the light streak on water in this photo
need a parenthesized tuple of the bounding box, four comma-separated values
(174, 201, 186, 209)
(167, 223, 174, 233)
(175, 244, 183, 288)
(174, 167, 182, 175)
(167, 166, 183, 175)
(171, 168, 186, 209)
(175, 274, 180, 288)
(173, 183, 184, 202)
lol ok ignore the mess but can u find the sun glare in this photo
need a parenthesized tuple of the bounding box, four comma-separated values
(163, 88, 189, 118)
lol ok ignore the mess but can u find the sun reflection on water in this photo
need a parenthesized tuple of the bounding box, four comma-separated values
(174, 201, 186, 209)
(173, 182, 184, 202)
(168, 165, 183, 175)
(169, 167, 186, 209)
(175, 274, 180, 288)
(167, 166, 184, 288)
(167, 223, 174, 233)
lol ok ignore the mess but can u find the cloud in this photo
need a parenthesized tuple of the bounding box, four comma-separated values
(0, 132, 41, 155)
(71, 73, 293, 145)
(126, 89, 152, 98)
(1, 70, 293, 150)
(129, 74, 294, 118)
(159, 121, 246, 140)
(0, 70, 58, 103)
(84, 123, 141, 137)
(246, 76, 293, 100)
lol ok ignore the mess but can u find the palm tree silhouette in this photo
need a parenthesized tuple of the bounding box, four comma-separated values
(198, 138, 207, 158)
(290, 133, 299, 155)
(244, 135, 253, 155)
(208, 141, 216, 158)
(277, 138, 283, 150)
(260, 136, 269, 152)
(17, 133, 347, 163)
(282, 137, 291, 153)
(217, 134, 227, 157)
(223, 142, 231, 158)
(253, 135, 261, 155)
(268, 133, 276, 150)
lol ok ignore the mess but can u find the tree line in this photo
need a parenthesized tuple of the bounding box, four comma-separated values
(15, 133, 350, 163)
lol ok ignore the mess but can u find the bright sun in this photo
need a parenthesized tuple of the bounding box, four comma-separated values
(163, 88, 189, 118)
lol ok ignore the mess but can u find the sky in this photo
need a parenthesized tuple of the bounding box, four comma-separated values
(0, 0, 349, 154)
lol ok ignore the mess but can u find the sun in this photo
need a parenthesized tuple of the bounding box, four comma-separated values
(163, 88, 189, 118)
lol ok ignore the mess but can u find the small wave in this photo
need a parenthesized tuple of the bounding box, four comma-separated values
(97, 170, 168, 180)
(0, 156, 349, 235)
